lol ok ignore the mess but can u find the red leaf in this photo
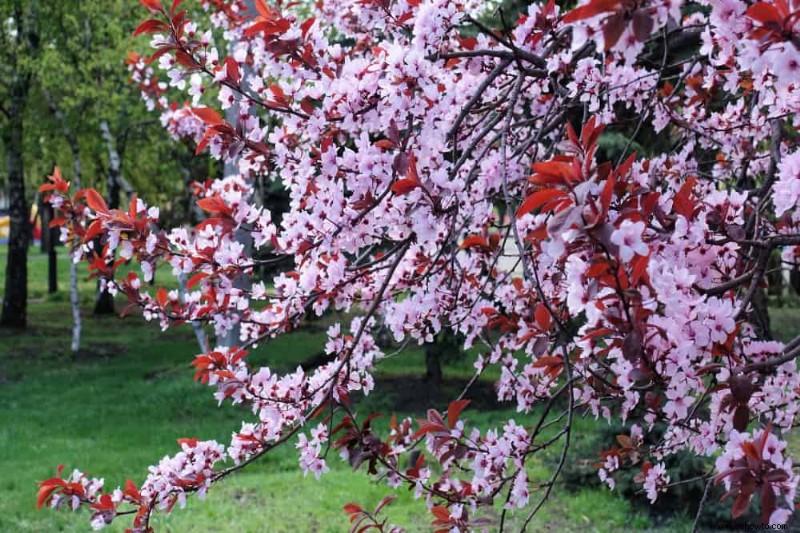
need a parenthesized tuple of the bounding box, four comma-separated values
(586, 259, 611, 278)
(581, 327, 613, 342)
(269, 84, 289, 107)
(630, 253, 649, 285)
(603, 13, 627, 50)
(140, 0, 163, 13)
(254, 0, 272, 18)
(157, 287, 168, 307)
(431, 505, 450, 520)
(40, 168, 68, 193)
(599, 174, 615, 217)
(562, 0, 620, 22)
(673, 176, 697, 219)
(733, 405, 750, 431)
(195, 131, 215, 155)
(745, 3, 782, 25)
(406, 153, 419, 182)
(374, 139, 396, 150)
(732, 491, 753, 519)
(532, 355, 563, 369)
(460, 235, 490, 251)
(187, 272, 207, 289)
(343, 502, 364, 515)
(133, 19, 169, 37)
(83, 219, 105, 243)
(90, 494, 115, 512)
(759, 422, 773, 456)
(411, 419, 448, 440)
(145, 46, 175, 66)
(175, 49, 198, 68)
(196, 196, 232, 217)
(300, 97, 316, 115)
(123, 479, 141, 503)
(390, 178, 420, 195)
(192, 107, 224, 126)
(84, 189, 109, 214)
(225, 57, 241, 83)
(631, 10, 653, 42)
(300, 16, 316, 37)
(530, 160, 579, 185)
(534, 303, 552, 330)
(373, 494, 396, 515)
(761, 481, 777, 524)
(457, 36, 477, 50)
(516, 189, 568, 218)
(447, 399, 470, 428)
(431, 505, 451, 523)
(49, 217, 67, 228)
(580, 116, 605, 151)
(36, 478, 65, 509)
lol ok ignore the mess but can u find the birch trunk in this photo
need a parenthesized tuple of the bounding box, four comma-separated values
(69, 152, 83, 354)
(218, 0, 256, 348)
(94, 120, 119, 315)
(45, 89, 83, 353)
(178, 273, 209, 353)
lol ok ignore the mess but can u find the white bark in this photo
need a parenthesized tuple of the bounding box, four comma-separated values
(178, 273, 209, 353)
(45, 90, 83, 354)
(69, 151, 83, 354)
(219, 0, 256, 348)
(69, 259, 81, 353)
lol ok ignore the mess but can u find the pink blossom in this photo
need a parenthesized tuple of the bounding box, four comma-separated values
(610, 220, 648, 262)
(643, 463, 670, 504)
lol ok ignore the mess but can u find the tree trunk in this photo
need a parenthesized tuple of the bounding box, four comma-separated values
(425, 341, 443, 384)
(43, 88, 81, 350)
(179, 273, 208, 354)
(70, 150, 83, 354)
(94, 120, 119, 315)
(424, 331, 463, 384)
(38, 195, 46, 253)
(218, 2, 255, 348)
(750, 288, 772, 340)
(69, 258, 82, 354)
(1, 79, 30, 328)
(40, 194, 57, 293)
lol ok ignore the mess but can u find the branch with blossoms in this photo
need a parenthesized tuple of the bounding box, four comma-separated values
(34, 0, 800, 529)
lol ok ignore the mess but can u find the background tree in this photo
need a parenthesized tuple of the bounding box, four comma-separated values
(0, 0, 196, 344)
(0, 0, 42, 328)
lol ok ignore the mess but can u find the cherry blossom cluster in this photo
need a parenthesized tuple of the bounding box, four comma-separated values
(714, 426, 798, 523)
(36, 0, 800, 529)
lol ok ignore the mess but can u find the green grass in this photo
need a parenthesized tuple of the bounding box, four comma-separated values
(770, 306, 800, 342)
(0, 249, 716, 531)
(0, 301, 665, 532)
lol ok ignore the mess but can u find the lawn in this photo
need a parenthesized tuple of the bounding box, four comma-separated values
(7, 248, 794, 531)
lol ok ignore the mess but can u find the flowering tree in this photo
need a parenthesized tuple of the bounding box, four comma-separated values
(35, 0, 800, 529)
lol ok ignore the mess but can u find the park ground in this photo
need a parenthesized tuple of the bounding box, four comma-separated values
(1, 249, 799, 532)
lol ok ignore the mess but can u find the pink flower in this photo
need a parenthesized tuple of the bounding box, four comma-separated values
(774, 152, 800, 217)
(610, 220, 648, 262)
(643, 463, 670, 503)
(769, 507, 793, 524)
